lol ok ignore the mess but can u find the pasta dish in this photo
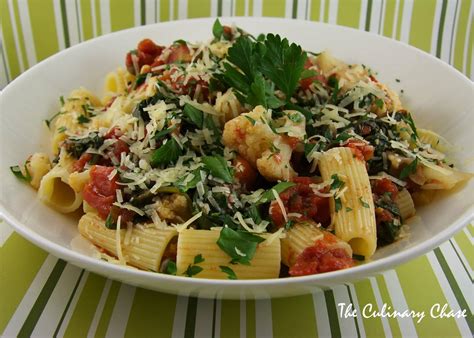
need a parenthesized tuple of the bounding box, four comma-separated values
(10, 20, 472, 279)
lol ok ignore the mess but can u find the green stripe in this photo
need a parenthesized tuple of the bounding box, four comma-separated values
(160, 0, 170, 21)
(353, 280, 386, 338)
(467, 20, 473, 78)
(345, 285, 361, 338)
(80, 0, 94, 40)
(453, 0, 472, 70)
(383, 0, 397, 37)
(292, 0, 299, 19)
(220, 300, 240, 338)
(434, 248, 474, 332)
(94, 281, 121, 338)
(75, 0, 82, 42)
(262, 0, 286, 17)
(63, 273, 107, 338)
(0, 0, 21, 78)
(310, 0, 321, 21)
(184, 297, 198, 338)
(141, 0, 146, 25)
(0, 233, 48, 332)
(60, 0, 71, 48)
(110, 0, 134, 32)
(365, 0, 373, 31)
(173, 0, 178, 20)
(337, 0, 362, 28)
(436, 0, 449, 57)
(468, 223, 474, 237)
(376, 275, 402, 337)
(94, 0, 102, 35)
(17, 259, 67, 338)
(454, 228, 474, 270)
(187, 0, 211, 18)
(449, 240, 473, 282)
(246, 300, 256, 338)
(395, 0, 404, 40)
(12, 0, 28, 68)
(409, 0, 437, 52)
(396, 255, 461, 337)
(324, 290, 342, 338)
(272, 295, 318, 338)
(0, 40, 10, 82)
(124, 288, 177, 337)
(218, 0, 223, 16)
(53, 269, 85, 337)
(448, 0, 460, 64)
(27, 0, 59, 61)
(211, 299, 217, 338)
(235, 0, 245, 15)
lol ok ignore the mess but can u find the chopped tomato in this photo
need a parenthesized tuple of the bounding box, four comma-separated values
(375, 207, 394, 223)
(138, 38, 162, 55)
(373, 178, 398, 200)
(167, 43, 192, 64)
(344, 139, 374, 161)
(282, 135, 300, 150)
(233, 155, 257, 190)
(72, 153, 92, 172)
(269, 177, 331, 228)
(83, 166, 117, 219)
(299, 59, 327, 90)
(125, 38, 164, 74)
(104, 127, 123, 139)
(289, 233, 354, 276)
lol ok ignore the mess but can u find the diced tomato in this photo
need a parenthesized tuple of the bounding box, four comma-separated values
(104, 127, 123, 139)
(167, 43, 192, 64)
(289, 233, 354, 276)
(233, 155, 257, 190)
(373, 178, 398, 200)
(299, 59, 327, 90)
(72, 153, 92, 172)
(138, 38, 162, 55)
(269, 177, 331, 228)
(375, 207, 394, 223)
(344, 139, 374, 161)
(125, 38, 165, 74)
(282, 135, 300, 150)
(83, 166, 117, 219)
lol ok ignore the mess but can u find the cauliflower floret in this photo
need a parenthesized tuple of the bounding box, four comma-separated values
(222, 105, 305, 181)
(25, 153, 52, 189)
(156, 193, 191, 223)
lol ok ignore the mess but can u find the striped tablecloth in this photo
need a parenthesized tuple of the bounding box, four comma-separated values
(1, 1, 473, 337)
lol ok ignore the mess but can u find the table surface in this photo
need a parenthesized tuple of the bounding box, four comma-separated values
(1, 0, 473, 337)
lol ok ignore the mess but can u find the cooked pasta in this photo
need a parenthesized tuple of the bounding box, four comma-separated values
(10, 19, 472, 279)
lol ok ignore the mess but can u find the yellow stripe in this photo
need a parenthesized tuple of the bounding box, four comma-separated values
(27, 0, 59, 61)
(109, 0, 134, 32)
(0, 0, 21, 78)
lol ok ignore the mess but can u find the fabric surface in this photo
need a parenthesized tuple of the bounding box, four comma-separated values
(1, 0, 473, 337)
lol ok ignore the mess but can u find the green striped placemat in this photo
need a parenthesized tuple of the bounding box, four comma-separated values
(1, 1, 473, 337)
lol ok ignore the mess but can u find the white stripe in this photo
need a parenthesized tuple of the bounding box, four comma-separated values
(2, 255, 58, 337)
(87, 279, 112, 338)
(441, 0, 458, 63)
(194, 298, 214, 338)
(297, 0, 307, 20)
(284, 0, 292, 18)
(171, 296, 188, 338)
(312, 290, 331, 338)
(75, 0, 85, 42)
(53, 0, 66, 50)
(240, 299, 246, 338)
(16, 0, 36, 65)
(222, 0, 232, 16)
(169, 0, 174, 20)
(399, 0, 413, 43)
(210, 0, 218, 16)
(134, 0, 141, 26)
(378, 0, 387, 34)
(370, 0, 383, 33)
(6, 0, 24, 72)
(359, 0, 368, 30)
(31, 264, 83, 337)
(91, 0, 97, 36)
(464, 226, 474, 245)
(0, 26, 11, 84)
(100, 0, 111, 34)
(430, 0, 443, 55)
(146, 0, 155, 24)
(253, 0, 262, 17)
(244, 0, 249, 16)
(178, 0, 187, 19)
(0, 219, 14, 246)
(450, 238, 474, 281)
(255, 298, 272, 337)
(382, 270, 418, 336)
(155, 0, 160, 22)
(369, 277, 393, 338)
(392, 0, 400, 39)
(55, 271, 90, 338)
(450, 0, 461, 64)
(65, 0, 80, 45)
(440, 242, 474, 312)
(214, 299, 222, 338)
(426, 251, 472, 337)
(328, 0, 338, 24)
(104, 283, 136, 338)
(319, 0, 325, 22)
(347, 283, 367, 337)
(332, 284, 359, 337)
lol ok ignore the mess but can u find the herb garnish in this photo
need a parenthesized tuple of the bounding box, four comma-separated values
(10, 164, 32, 182)
(399, 158, 418, 180)
(359, 197, 370, 208)
(201, 156, 233, 183)
(216, 227, 264, 265)
(184, 254, 205, 277)
(150, 138, 183, 167)
(220, 265, 237, 279)
(258, 181, 295, 204)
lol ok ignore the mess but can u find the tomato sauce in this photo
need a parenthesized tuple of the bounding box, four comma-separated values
(344, 139, 374, 161)
(373, 178, 398, 200)
(83, 166, 117, 219)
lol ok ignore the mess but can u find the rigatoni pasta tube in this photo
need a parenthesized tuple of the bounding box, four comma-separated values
(78, 213, 177, 272)
(38, 165, 83, 213)
(281, 222, 352, 267)
(176, 229, 280, 279)
(395, 189, 416, 221)
(319, 147, 377, 258)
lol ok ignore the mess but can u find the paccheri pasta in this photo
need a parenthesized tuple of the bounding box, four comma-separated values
(10, 20, 472, 279)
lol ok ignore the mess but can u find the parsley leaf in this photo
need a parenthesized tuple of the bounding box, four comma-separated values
(77, 115, 91, 124)
(104, 212, 115, 229)
(212, 18, 224, 39)
(10, 164, 32, 182)
(258, 181, 295, 204)
(150, 138, 183, 167)
(219, 265, 237, 279)
(330, 174, 345, 190)
(153, 126, 176, 141)
(184, 265, 203, 277)
(194, 254, 205, 264)
(359, 197, 370, 208)
(401, 112, 418, 139)
(334, 198, 342, 212)
(399, 158, 418, 180)
(201, 156, 233, 183)
(183, 104, 203, 129)
(216, 227, 264, 265)
(165, 261, 177, 275)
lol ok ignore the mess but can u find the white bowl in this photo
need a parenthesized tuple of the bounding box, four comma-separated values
(1, 17, 473, 299)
